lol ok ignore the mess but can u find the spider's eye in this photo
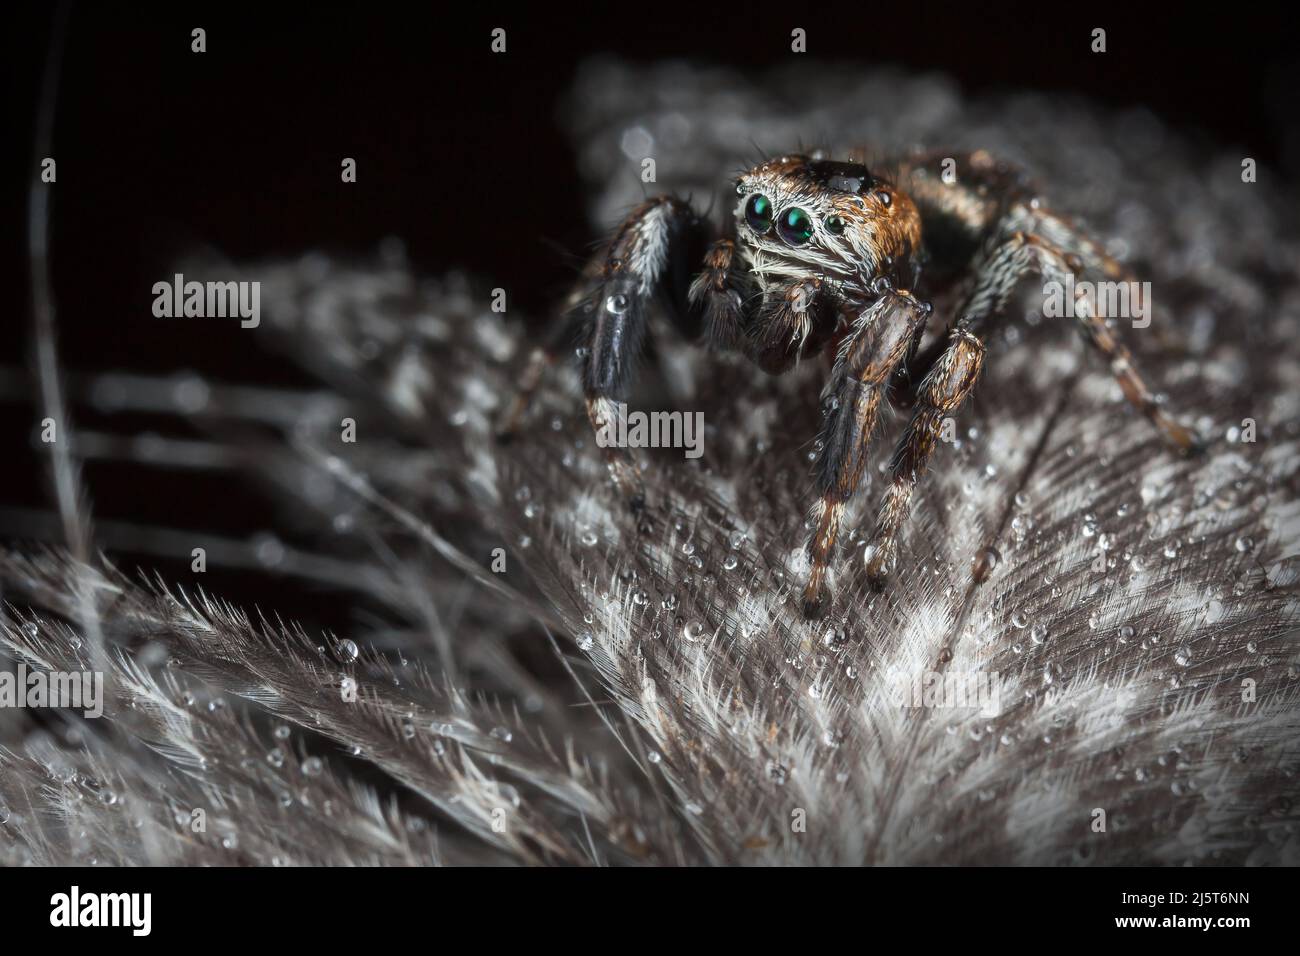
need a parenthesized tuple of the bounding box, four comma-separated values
(745, 194, 773, 233)
(825, 215, 845, 235)
(777, 207, 814, 245)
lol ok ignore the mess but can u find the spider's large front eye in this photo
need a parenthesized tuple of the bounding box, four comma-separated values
(777, 207, 814, 245)
(745, 194, 773, 233)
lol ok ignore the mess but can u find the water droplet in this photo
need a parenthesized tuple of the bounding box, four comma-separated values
(682, 620, 705, 642)
(661, 594, 678, 611)
(490, 726, 513, 743)
(1174, 647, 1192, 667)
(647, 750, 662, 764)
(605, 294, 629, 315)
(301, 756, 323, 777)
(273, 724, 291, 741)
(253, 532, 286, 567)
(972, 546, 1000, 583)
(1010, 611, 1028, 629)
(1235, 536, 1254, 553)
(1030, 623, 1049, 645)
(576, 633, 594, 651)
(266, 748, 285, 768)
(337, 639, 359, 663)
(580, 530, 599, 547)
(1117, 625, 1136, 643)
(722, 554, 739, 570)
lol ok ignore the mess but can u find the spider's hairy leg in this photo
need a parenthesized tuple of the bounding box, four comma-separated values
(1017, 235, 1201, 453)
(886, 151, 1025, 394)
(897, 150, 1026, 246)
(499, 197, 710, 446)
(569, 196, 712, 523)
(864, 326, 986, 588)
(802, 289, 931, 619)
(1005, 202, 1132, 282)
(1018, 208, 1197, 356)
(861, 230, 1037, 587)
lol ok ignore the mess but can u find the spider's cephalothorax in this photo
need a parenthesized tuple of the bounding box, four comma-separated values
(499, 151, 1199, 621)
(723, 156, 923, 373)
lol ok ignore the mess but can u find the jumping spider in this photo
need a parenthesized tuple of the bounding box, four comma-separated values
(499, 150, 1198, 620)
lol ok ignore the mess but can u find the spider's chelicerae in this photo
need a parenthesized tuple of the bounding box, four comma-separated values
(500, 150, 1199, 620)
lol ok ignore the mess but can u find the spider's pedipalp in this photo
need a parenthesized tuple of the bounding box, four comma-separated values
(688, 238, 750, 351)
(749, 277, 828, 374)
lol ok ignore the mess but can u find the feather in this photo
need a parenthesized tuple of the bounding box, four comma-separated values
(3, 61, 1299, 865)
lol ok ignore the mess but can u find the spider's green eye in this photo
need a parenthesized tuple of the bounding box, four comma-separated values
(777, 207, 814, 245)
(825, 215, 845, 235)
(745, 194, 773, 233)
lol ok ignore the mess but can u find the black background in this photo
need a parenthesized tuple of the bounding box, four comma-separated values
(6, 1, 1296, 624)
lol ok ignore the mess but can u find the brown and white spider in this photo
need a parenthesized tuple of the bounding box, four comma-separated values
(499, 150, 1199, 620)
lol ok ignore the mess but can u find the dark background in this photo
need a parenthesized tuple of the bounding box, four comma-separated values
(5, 1, 1296, 625)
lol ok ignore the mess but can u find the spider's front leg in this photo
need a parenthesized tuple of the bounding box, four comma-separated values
(863, 325, 985, 587)
(802, 286, 932, 619)
(581, 198, 714, 522)
(500, 196, 712, 526)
